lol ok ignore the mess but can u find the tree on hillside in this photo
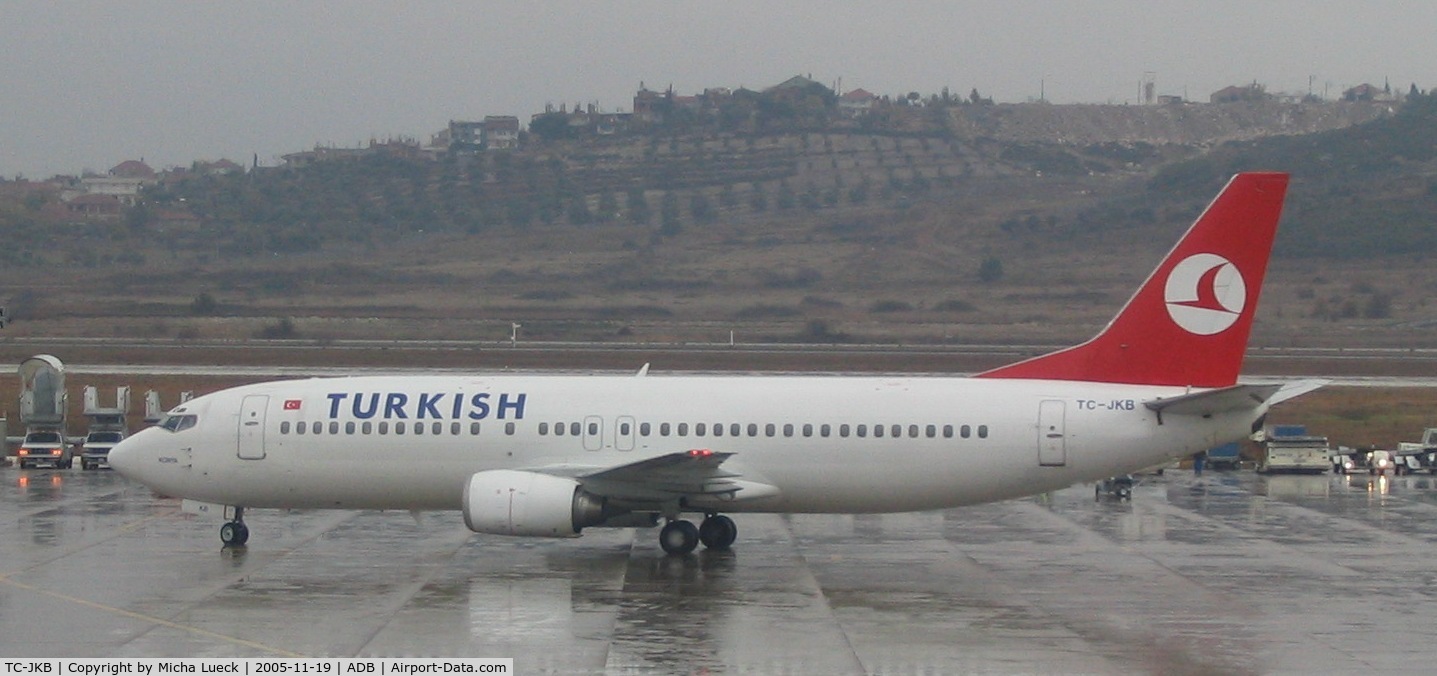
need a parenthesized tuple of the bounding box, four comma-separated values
(659, 191, 681, 236)
(625, 188, 651, 225)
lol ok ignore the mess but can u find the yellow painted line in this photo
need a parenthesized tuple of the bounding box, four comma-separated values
(0, 574, 308, 657)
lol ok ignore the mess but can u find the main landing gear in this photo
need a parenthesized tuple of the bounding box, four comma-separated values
(659, 514, 737, 555)
(219, 506, 250, 547)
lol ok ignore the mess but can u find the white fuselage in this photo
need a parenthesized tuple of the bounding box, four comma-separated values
(112, 373, 1257, 515)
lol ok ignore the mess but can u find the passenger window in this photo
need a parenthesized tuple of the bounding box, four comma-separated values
(730, 423, 741, 437)
(554, 423, 565, 436)
(802, 424, 813, 437)
(765, 423, 776, 437)
(711, 423, 721, 437)
(328, 422, 338, 435)
(874, 425, 884, 438)
(660, 423, 671, 436)
(821, 424, 831, 437)
(925, 424, 936, 438)
(505, 422, 515, 435)
(747, 423, 758, 437)
(539, 423, 549, 435)
(961, 425, 971, 439)
(641, 422, 651, 436)
(280, 422, 291, 434)
(296, 423, 306, 436)
(857, 425, 867, 438)
(978, 425, 988, 439)
(587, 421, 598, 436)
(346, 422, 356, 434)
(470, 422, 481, 435)
(839, 424, 850, 438)
(892, 425, 902, 438)
(943, 425, 953, 438)
(378, 422, 389, 435)
(677, 423, 688, 437)
(450, 422, 460, 435)
(415, 422, 425, 436)
(695, 423, 705, 436)
(620, 422, 631, 435)
(363, 421, 373, 435)
(396, 422, 406, 435)
(570, 422, 581, 436)
(783, 424, 794, 437)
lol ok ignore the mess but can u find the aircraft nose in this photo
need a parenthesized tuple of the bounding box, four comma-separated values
(108, 434, 142, 478)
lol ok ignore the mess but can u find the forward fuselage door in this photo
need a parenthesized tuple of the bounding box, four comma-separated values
(1038, 399, 1066, 467)
(238, 395, 268, 460)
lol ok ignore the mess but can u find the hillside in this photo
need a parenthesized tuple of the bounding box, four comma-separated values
(1, 97, 1435, 350)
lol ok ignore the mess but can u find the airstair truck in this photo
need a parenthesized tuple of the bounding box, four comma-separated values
(15, 355, 70, 469)
(80, 386, 130, 470)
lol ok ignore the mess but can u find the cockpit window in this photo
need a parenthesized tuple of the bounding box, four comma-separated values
(159, 414, 199, 432)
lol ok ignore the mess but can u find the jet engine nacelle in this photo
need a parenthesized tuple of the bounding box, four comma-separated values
(462, 470, 609, 538)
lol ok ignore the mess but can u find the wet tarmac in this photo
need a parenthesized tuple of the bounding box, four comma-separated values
(4, 464, 1437, 674)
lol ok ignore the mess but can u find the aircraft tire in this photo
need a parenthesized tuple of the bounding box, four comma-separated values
(220, 521, 250, 547)
(699, 515, 737, 550)
(659, 520, 699, 556)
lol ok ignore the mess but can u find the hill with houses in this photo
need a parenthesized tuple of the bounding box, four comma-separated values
(0, 76, 1432, 347)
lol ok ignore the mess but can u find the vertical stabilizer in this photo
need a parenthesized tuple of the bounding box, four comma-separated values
(977, 172, 1289, 387)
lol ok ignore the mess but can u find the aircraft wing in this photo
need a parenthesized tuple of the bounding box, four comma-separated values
(523, 450, 777, 503)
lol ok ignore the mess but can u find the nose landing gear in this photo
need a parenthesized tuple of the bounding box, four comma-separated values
(219, 506, 249, 546)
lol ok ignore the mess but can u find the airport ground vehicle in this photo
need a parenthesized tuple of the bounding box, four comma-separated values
(1206, 442, 1242, 470)
(16, 430, 71, 469)
(1394, 428, 1437, 474)
(1332, 447, 1397, 475)
(1258, 425, 1329, 474)
(80, 430, 124, 470)
(1096, 475, 1135, 501)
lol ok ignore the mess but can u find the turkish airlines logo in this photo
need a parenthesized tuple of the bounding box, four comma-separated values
(1163, 253, 1246, 335)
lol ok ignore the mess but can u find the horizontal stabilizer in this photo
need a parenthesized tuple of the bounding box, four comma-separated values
(1143, 384, 1282, 417)
(1262, 379, 1329, 407)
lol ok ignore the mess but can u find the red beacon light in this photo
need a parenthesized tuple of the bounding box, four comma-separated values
(687, 449, 714, 458)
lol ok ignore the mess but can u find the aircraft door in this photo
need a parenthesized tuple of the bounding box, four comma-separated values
(1038, 399, 1066, 467)
(582, 415, 603, 452)
(238, 395, 268, 460)
(615, 415, 636, 451)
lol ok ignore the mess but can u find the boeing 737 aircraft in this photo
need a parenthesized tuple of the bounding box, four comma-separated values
(110, 172, 1318, 555)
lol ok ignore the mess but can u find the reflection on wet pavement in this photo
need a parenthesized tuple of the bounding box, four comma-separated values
(3, 463, 1436, 672)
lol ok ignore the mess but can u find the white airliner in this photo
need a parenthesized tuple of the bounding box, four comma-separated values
(110, 172, 1319, 555)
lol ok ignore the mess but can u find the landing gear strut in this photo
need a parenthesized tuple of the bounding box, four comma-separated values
(220, 506, 249, 547)
(659, 514, 738, 555)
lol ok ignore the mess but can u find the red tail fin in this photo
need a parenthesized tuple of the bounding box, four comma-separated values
(977, 172, 1289, 387)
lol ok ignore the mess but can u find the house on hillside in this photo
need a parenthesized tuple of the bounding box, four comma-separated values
(1342, 83, 1395, 102)
(1209, 84, 1269, 104)
(839, 88, 877, 118)
(482, 116, 521, 149)
(66, 193, 123, 221)
(72, 160, 157, 206)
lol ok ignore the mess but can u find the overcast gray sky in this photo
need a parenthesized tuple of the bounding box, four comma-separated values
(3, 1, 1434, 178)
